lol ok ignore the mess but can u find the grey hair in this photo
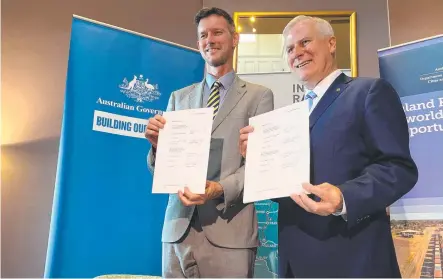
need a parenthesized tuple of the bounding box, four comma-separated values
(282, 15, 334, 39)
(281, 15, 336, 64)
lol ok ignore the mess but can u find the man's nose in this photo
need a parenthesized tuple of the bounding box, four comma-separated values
(288, 49, 303, 66)
(294, 45, 304, 59)
(206, 33, 215, 44)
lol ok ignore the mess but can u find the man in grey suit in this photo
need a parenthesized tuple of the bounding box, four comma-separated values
(144, 7, 274, 278)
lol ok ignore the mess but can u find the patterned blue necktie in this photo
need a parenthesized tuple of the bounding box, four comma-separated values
(305, 90, 318, 111)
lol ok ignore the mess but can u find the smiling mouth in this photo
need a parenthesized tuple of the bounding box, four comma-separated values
(296, 60, 312, 68)
(206, 48, 220, 53)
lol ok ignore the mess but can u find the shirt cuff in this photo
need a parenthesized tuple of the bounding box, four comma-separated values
(332, 194, 347, 221)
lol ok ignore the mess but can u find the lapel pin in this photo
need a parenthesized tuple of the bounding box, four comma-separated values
(336, 88, 341, 92)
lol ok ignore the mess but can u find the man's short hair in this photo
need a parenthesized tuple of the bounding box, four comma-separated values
(194, 7, 236, 33)
(283, 15, 334, 39)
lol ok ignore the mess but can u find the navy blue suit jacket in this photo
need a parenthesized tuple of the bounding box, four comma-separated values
(277, 73, 418, 278)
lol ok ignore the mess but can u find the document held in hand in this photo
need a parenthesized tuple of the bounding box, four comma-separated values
(243, 101, 310, 203)
(152, 108, 213, 194)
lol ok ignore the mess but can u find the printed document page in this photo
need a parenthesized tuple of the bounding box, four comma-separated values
(152, 108, 213, 194)
(244, 101, 310, 203)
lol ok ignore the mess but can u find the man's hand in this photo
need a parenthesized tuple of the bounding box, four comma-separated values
(144, 114, 166, 149)
(239, 126, 254, 158)
(291, 183, 343, 216)
(178, 181, 223, 206)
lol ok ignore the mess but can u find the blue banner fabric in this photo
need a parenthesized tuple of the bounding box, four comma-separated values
(44, 16, 205, 278)
(378, 35, 443, 279)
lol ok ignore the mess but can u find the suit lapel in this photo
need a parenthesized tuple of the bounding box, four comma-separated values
(309, 73, 352, 130)
(211, 76, 246, 133)
(186, 80, 205, 109)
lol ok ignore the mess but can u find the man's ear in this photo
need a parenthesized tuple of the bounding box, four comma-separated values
(232, 31, 240, 49)
(328, 36, 337, 55)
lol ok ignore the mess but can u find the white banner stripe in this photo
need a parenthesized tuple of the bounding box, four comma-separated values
(92, 110, 148, 139)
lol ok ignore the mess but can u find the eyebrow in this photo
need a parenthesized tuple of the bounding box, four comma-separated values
(298, 36, 312, 42)
(199, 27, 224, 33)
(287, 36, 312, 46)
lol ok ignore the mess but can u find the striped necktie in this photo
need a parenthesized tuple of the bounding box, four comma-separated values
(305, 90, 317, 111)
(207, 81, 221, 119)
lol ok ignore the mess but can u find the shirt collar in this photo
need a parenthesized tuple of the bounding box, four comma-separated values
(206, 70, 236, 90)
(310, 69, 342, 100)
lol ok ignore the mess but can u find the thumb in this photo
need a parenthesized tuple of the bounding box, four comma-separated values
(304, 184, 328, 200)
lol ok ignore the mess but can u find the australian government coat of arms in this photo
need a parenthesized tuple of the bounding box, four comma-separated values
(119, 74, 161, 103)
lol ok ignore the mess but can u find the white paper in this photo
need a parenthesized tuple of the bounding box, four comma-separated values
(243, 101, 310, 203)
(152, 108, 213, 194)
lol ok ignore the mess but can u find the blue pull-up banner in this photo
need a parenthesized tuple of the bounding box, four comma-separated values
(44, 16, 205, 278)
(378, 35, 443, 279)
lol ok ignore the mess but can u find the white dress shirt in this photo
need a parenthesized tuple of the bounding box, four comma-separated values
(307, 69, 342, 114)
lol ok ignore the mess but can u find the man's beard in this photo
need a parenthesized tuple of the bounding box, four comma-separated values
(207, 54, 228, 67)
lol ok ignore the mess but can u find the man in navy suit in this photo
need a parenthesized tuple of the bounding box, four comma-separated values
(239, 15, 418, 277)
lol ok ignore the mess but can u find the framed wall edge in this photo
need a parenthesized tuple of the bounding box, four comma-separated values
(233, 11, 358, 77)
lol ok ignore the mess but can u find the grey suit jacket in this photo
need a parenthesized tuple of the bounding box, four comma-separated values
(147, 75, 274, 248)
